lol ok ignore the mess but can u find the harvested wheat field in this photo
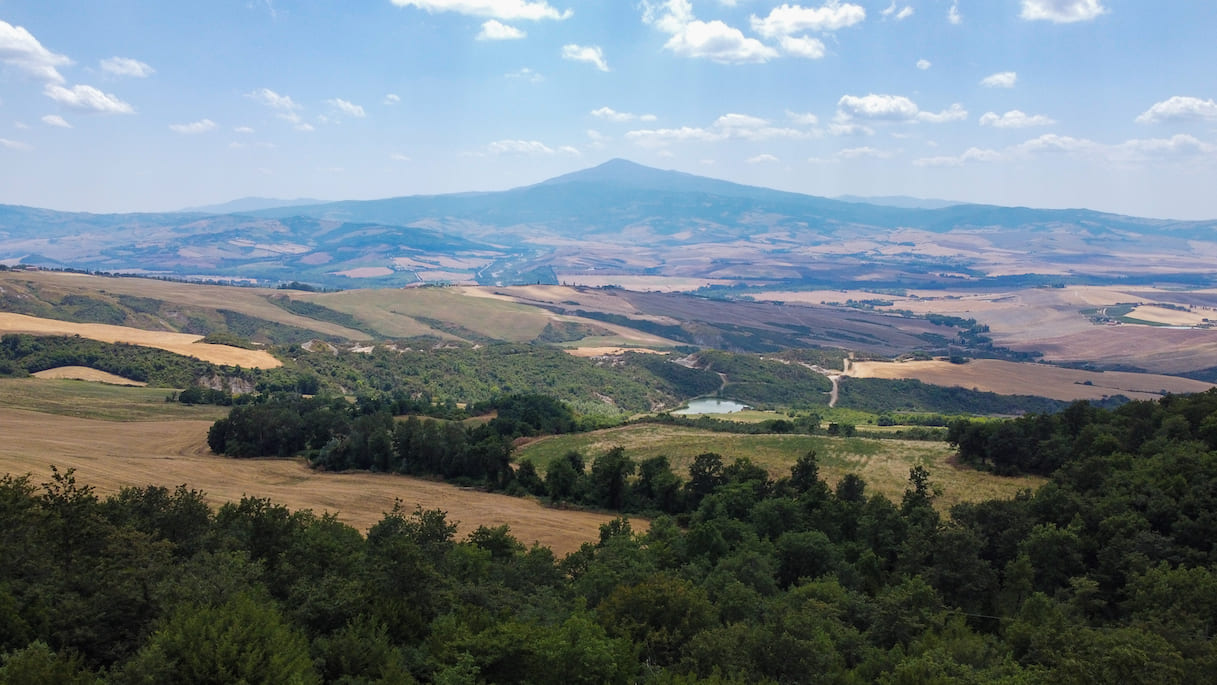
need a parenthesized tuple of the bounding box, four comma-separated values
(848, 358, 1213, 401)
(0, 407, 626, 554)
(0, 312, 281, 368)
(32, 366, 146, 386)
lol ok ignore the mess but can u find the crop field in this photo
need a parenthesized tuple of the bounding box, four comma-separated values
(0, 312, 282, 368)
(0, 403, 627, 554)
(848, 359, 1213, 402)
(0, 378, 228, 421)
(516, 424, 1042, 509)
(32, 366, 147, 385)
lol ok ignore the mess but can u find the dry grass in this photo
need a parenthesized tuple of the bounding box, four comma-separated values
(1127, 305, 1208, 326)
(0, 270, 370, 340)
(0, 312, 282, 368)
(564, 346, 668, 357)
(0, 378, 229, 421)
(0, 406, 629, 554)
(299, 288, 552, 341)
(848, 359, 1213, 401)
(517, 424, 1041, 510)
(32, 366, 146, 386)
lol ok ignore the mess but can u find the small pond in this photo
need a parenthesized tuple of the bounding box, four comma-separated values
(673, 398, 750, 415)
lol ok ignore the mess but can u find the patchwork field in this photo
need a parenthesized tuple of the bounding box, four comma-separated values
(848, 359, 1214, 402)
(31, 366, 147, 386)
(516, 424, 1042, 510)
(0, 401, 628, 554)
(0, 312, 282, 368)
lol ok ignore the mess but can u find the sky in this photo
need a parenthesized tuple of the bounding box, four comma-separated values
(0, 0, 1215, 219)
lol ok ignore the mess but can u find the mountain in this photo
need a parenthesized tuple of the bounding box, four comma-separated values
(181, 197, 327, 214)
(834, 194, 961, 210)
(2, 159, 1216, 288)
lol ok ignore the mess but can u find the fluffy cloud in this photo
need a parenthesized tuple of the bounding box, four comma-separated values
(747, 153, 780, 164)
(838, 146, 892, 159)
(505, 67, 544, 82)
(837, 93, 918, 121)
(99, 57, 154, 78)
(389, 0, 571, 21)
(918, 104, 968, 123)
(666, 19, 778, 63)
(562, 44, 608, 71)
(234, 126, 255, 133)
(591, 107, 656, 123)
(913, 147, 1002, 166)
(1135, 96, 1217, 124)
(786, 110, 819, 126)
(643, 1, 778, 64)
(916, 59, 931, 70)
(41, 114, 71, 128)
(169, 118, 217, 134)
(44, 84, 134, 113)
(1019, 0, 1106, 23)
(980, 71, 1017, 88)
(327, 98, 367, 118)
(384, 93, 401, 104)
(750, 2, 867, 38)
(0, 19, 71, 83)
(477, 19, 525, 40)
(948, 1, 961, 24)
(979, 110, 1056, 128)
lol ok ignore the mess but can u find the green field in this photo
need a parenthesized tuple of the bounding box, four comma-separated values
(0, 378, 231, 422)
(516, 423, 1041, 509)
(299, 288, 555, 341)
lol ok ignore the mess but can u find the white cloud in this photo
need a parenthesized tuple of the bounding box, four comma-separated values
(916, 59, 931, 70)
(234, 126, 255, 133)
(247, 88, 299, 112)
(980, 71, 1017, 88)
(389, 0, 572, 21)
(828, 122, 874, 136)
(1110, 134, 1217, 162)
(591, 107, 656, 123)
(562, 44, 608, 71)
(41, 114, 71, 128)
(169, 118, 217, 134)
(384, 93, 401, 104)
(390, 152, 411, 161)
(0, 137, 32, 151)
(1136, 96, 1217, 125)
(779, 35, 826, 59)
(99, 57, 154, 78)
(838, 146, 893, 159)
(14, 121, 30, 130)
(979, 110, 1056, 128)
(667, 20, 778, 63)
(881, 3, 914, 21)
(626, 112, 813, 147)
(43, 84, 134, 114)
(948, 1, 961, 24)
(917, 103, 968, 123)
(558, 145, 581, 156)
(327, 98, 366, 118)
(913, 147, 1002, 166)
(786, 110, 819, 126)
(750, 2, 867, 38)
(483, 138, 577, 155)
(0, 20, 71, 83)
(477, 19, 525, 40)
(1020, 0, 1106, 23)
(837, 93, 919, 121)
(748, 153, 780, 164)
(295, 122, 315, 132)
(505, 67, 543, 82)
(643, 1, 778, 64)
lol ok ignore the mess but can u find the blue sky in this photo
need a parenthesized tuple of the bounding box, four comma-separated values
(1, 1, 1215, 219)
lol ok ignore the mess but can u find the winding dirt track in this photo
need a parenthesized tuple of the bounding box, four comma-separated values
(0, 407, 629, 554)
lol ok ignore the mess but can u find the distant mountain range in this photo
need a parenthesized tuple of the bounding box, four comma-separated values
(181, 197, 328, 214)
(2, 159, 1215, 289)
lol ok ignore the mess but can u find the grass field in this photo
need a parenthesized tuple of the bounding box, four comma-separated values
(516, 424, 1042, 509)
(0, 312, 282, 368)
(848, 358, 1213, 402)
(0, 378, 230, 421)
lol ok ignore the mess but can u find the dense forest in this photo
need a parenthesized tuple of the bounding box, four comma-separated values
(6, 390, 1212, 681)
